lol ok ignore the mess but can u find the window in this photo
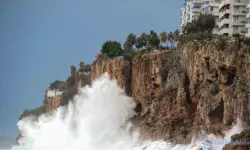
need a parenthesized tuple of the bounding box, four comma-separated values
(204, 6, 209, 14)
(234, 6, 239, 13)
(235, 16, 239, 23)
(193, 3, 201, 9)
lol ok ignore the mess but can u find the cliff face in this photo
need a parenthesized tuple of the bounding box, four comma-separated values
(92, 56, 131, 95)
(91, 41, 250, 143)
(43, 96, 61, 112)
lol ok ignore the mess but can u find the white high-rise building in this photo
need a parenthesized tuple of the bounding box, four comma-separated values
(246, 0, 250, 37)
(180, 0, 220, 34)
(218, 0, 248, 36)
(180, 0, 203, 28)
(180, 0, 250, 37)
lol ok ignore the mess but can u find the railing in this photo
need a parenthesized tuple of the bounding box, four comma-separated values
(219, 19, 230, 28)
(240, 30, 246, 34)
(219, 9, 230, 19)
(241, 20, 246, 23)
(220, 28, 230, 34)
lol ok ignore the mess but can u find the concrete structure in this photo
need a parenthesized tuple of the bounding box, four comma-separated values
(180, 0, 250, 37)
(46, 88, 63, 98)
(180, 0, 204, 28)
(218, 0, 248, 36)
(246, 0, 250, 37)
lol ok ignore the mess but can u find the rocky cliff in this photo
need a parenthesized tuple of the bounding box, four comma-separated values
(91, 40, 250, 143)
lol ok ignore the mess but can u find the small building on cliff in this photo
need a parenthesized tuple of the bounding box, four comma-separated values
(46, 88, 63, 98)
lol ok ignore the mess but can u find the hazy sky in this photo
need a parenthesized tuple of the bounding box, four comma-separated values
(0, 0, 184, 137)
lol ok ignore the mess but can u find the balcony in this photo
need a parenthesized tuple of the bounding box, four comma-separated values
(211, 12, 219, 16)
(219, 0, 230, 10)
(233, 2, 248, 6)
(210, 2, 220, 7)
(233, 30, 247, 36)
(232, 20, 247, 26)
(233, 10, 248, 16)
(219, 9, 230, 19)
(219, 19, 230, 28)
(220, 28, 230, 35)
(191, 7, 202, 12)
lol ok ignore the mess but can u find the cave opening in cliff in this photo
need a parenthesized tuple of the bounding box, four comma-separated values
(208, 99, 224, 123)
(226, 69, 236, 85)
(134, 103, 142, 115)
(205, 57, 210, 71)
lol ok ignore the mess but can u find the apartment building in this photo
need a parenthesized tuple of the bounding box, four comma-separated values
(246, 0, 250, 37)
(180, 0, 250, 37)
(218, 0, 248, 36)
(180, 0, 203, 28)
(180, 0, 220, 34)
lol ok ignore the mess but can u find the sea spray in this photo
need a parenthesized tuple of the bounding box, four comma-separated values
(12, 73, 139, 150)
(3, 73, 246, 150)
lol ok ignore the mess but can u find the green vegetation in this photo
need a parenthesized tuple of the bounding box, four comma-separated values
(49, 80, 68, 91)
(101, 41, 123, 58)
(99, 29, 180, 60)
(19, 105, 46, 120)
(179, 14, 215, 44)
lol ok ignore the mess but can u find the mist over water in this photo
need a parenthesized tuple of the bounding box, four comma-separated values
(3, 73, 245, 150)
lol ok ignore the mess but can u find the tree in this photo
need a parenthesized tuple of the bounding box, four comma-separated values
(79, 62, 84, 69)
(101, 40, 122, 58)
(160, 32, 167, 45)
(148, 30, 160, 49)
(182, 14, 215, 35)
(49, 80, 67, 90)
(196, 14, 215, 33)
(140, 32, 148, 49)
(135, 37, 143, 51)
(123, 41, 133, 51)
(173, 30, 180, 42)
(126, 33, 137, 46)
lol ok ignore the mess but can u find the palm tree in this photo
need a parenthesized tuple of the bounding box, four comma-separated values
(173, 30, 180, 48)
(173, 30, 180, 42)
(140, 32, 148, 49)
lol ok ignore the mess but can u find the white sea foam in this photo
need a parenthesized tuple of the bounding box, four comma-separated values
(2, 73, 245, 150)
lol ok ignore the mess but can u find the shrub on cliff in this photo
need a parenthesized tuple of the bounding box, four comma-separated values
(183, 14, 215, 35)
(101, 40, 123, 58)
(49, 80, 68, 91)
(19, 105, 46, 120)
(121, 49, 136, 61)
(60, 86, 75, 105)
(214, 35, 229, 51)
(180, 14, 215, 44)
